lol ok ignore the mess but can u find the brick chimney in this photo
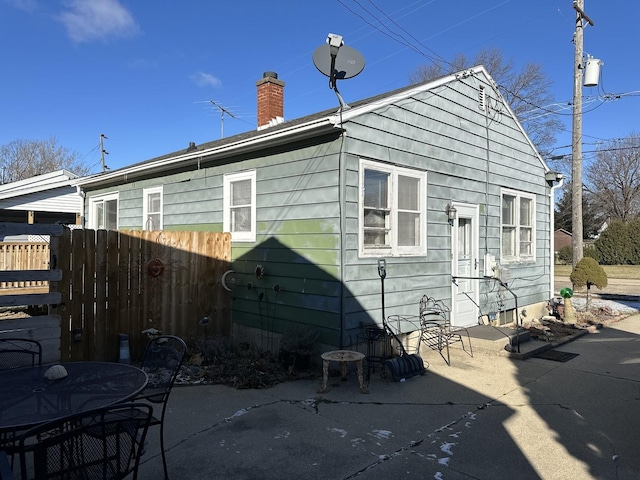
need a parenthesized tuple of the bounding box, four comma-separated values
(256, 71, 285, 130)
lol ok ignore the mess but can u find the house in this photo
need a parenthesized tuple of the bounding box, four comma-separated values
(75, 67, 561, 349)
(0, 170, 82, 240)
(554, 229, 572, 253)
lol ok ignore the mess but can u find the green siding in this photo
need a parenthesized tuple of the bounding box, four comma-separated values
(82, 70, 552, 349)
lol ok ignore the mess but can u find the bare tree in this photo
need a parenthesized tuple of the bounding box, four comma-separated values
(0, 137, 90, 183)
(409, 48, 562, 156)
(585, 132, 640, 221)
(554, 182, 605, 239)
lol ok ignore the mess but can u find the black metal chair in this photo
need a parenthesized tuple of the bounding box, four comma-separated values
(0, 338, 42, 370)
(418, 295, 473, 366)
(0, 338, 43, 466)
(2, 403, 153, 480)
(134, 335, 187, 480)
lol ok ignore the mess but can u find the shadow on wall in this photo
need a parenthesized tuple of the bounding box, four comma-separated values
(227, 237, 375, 352)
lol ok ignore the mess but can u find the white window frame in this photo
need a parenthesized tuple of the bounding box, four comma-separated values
(142, 186, 163, 231)
(500, 188, 536, 264)
(359, 159, 427, 257)
(223, 170, 256, 242)
(88, 192, 119, 230)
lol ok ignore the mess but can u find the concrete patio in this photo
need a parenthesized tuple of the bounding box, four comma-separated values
(137, 314, 640, 479)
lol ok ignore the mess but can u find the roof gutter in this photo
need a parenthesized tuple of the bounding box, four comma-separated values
(76, 117, 338, 188)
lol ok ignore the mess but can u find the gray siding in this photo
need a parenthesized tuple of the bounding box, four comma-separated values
(340, 73, 551, 342)
(81, 69, 552, 349)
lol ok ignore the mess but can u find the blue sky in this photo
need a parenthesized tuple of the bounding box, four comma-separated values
(1, 0, 638, 174)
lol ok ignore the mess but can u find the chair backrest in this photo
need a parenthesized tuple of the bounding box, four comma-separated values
(0, 338, 42, 370)
(419, 295, 449, 325)
(18, 403, 152, 480)
(139, 335, 187, 404)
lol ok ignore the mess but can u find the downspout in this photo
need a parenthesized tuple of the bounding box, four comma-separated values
(483, 85, 490, 256)
(549, 175, 565, 298)
(338, 129, 348, 348)
(76, 185, 86, 227)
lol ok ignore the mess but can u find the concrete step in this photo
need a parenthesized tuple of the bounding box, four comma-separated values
(465, 325, 550, 359)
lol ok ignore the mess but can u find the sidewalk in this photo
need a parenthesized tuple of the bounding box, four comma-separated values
(138, 314, 640, 480)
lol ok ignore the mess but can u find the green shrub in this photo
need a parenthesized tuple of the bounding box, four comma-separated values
(628, 219, 640, 265)
(570, 257, 608, 289)
(584, 245, 601, 262)
(595, 220, 630, 265)
(557, 246, 572, 264)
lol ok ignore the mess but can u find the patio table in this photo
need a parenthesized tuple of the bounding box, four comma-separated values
(318, 350, 368, 394)
(0, 361, 148, 437)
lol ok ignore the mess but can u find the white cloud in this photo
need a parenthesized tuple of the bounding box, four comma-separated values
(190, 71, 222, 88)
(57, 0, 139, 43)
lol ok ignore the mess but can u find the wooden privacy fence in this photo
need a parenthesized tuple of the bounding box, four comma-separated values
(0, 242, 50, 289)
(0, 223, 65, 365)
(53, 229, 232, 362)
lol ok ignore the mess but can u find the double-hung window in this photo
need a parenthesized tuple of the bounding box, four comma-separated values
(501, 189, 535, 263)
(359, 160, 426, 257)
(143, 186, 163, 231)
(89, 193, 119, 230)
(223, 170, 256, 242)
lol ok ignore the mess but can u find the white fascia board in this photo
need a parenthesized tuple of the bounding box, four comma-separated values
(0, 179, 78, 200)
(330, 71, 462, 123)
(0, 170, 74, 194)
(76, 117, 337, 187)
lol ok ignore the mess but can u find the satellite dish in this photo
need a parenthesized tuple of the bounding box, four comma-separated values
(312, 35, 365, 110)
(312, 44, 365, 80)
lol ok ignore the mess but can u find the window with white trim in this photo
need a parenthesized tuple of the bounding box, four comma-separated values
(89, 193, 119, 230)
(359, 160, 426, 257)
(223, 170, 256, 242)
(143, 186, 163, 231)
(501, 189, 535, 263)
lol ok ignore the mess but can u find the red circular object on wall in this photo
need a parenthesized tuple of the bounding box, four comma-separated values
(147, 258, 165, 277)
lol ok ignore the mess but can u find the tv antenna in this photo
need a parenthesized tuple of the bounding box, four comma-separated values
(312, 33, 365, 109)
(209, 100, 237, 138)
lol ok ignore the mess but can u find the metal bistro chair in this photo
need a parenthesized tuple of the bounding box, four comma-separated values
(134, 335, 187, 480)
(0, 403, 153, 480)
(419, 295, 473, 366)
(0, 338, 43, 465)
(0, 338, 42, 371)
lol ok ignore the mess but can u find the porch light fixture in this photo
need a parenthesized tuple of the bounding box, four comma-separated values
(446, 204, 457, 225)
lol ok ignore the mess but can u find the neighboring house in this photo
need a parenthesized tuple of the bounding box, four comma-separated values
(0, 170, 82, 240)
(554, 229, 572, 253)
(75, 67, 561, 349)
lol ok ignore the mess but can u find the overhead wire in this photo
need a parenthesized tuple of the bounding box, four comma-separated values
(341, 0, 449, 68)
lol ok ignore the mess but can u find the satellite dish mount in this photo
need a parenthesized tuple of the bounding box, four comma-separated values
(313, 33, 365, 109)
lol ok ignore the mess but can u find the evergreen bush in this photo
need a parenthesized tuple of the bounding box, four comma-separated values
(570, 257, 608, 310)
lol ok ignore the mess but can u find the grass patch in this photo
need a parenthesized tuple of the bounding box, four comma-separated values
(555, 264, 640, 280)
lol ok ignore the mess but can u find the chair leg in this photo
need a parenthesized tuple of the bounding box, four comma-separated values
(462, 329, 473, 358)
(439, 327, 451, 366)
(159, 404, 169, 480)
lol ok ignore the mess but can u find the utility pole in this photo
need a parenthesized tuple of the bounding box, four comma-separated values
(100, 133, 109, 173)
(571, 0, 594, 268)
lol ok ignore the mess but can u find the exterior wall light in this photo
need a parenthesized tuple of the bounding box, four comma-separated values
(446, 204, 457, 225)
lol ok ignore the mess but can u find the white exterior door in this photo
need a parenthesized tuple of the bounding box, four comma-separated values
(451, 203, 479, 327)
